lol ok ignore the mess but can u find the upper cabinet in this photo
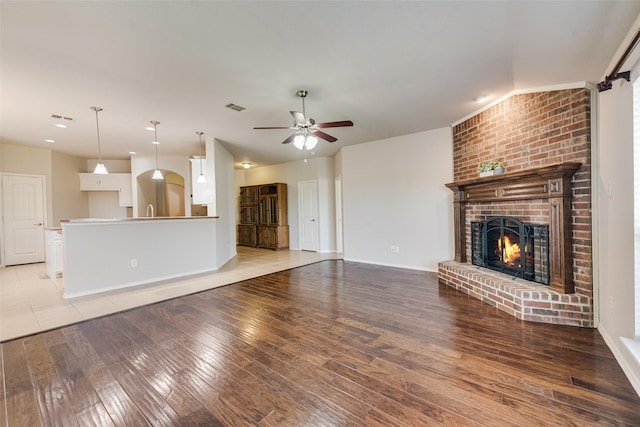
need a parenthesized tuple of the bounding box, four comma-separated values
(79, 173, 132, 207)
(79, 173, 118, 191)
(116, 174, 133, 207)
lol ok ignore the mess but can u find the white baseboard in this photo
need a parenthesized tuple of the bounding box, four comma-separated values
(598, 325, 640, 397)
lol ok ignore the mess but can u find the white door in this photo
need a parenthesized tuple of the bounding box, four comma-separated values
(335, 177, 343, 254)
(2, 174, 46, 265)
(298, 180, 319, 252)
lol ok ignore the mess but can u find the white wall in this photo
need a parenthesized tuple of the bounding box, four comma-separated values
(213, 139, 237, 267)
(340, 127, 454, 271)
(596, 15, 640, 395)
(597, 80, 640, 392)
(244, 157, 335, 252)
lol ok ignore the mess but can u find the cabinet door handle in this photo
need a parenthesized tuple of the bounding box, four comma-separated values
(34, 222, 43, 226)
(311, 219, 316, 222)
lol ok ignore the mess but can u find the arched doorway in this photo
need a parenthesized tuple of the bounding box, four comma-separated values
(136, 170, 185, 217)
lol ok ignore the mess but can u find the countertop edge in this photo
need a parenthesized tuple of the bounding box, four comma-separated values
(61, 216, 219, 224)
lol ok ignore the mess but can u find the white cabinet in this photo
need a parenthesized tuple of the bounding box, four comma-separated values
(116, 173, 133, 207)
(79, 173, 132, 207)
(79, 173, 118, 191)
(45, 228, 63, 279)
(190, 158, 209, 205)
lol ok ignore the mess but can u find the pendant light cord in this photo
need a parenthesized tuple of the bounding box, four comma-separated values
(197, 132, 204, 173)
(153, 121, 160, 169)
(92, 106, 103, 162)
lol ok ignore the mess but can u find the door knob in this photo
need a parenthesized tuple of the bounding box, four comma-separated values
(310, 219, 316, 222)
(34, 222, 43, 226)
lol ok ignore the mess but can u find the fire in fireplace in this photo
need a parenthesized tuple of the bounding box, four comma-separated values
(471, 216, 549, 285)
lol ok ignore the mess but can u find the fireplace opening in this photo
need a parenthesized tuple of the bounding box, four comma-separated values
(471, 216, 549, 285)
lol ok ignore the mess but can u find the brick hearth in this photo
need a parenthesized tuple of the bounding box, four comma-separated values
(438, 261, 593, 327)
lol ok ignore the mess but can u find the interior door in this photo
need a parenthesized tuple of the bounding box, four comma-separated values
(335, 176, 343, 254)
(298, 180, 318, 252)
(2, 174, 46, 265)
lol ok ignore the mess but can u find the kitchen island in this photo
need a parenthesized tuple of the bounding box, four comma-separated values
(61, 216, 219, 298)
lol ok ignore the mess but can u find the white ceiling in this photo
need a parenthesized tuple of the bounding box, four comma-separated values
(2, 1, 639, 168)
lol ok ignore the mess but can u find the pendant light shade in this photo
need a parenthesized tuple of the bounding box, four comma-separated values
(91, 106, 108, 174)
(196, 131, 206, 183)
(151, 120, 163, 180)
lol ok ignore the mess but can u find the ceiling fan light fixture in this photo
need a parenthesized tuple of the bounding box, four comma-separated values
(305, 134, 318, 150)
(293, 134, 305, 150)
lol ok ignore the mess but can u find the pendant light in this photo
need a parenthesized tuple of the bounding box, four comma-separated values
(151, 120, 163, 180)
(196, 131, 206, 183)
(91, 106, 108, 174)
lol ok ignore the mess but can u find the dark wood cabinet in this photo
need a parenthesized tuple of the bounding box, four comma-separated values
(237, 224, 257, 247)
(238, 183, 289, 249)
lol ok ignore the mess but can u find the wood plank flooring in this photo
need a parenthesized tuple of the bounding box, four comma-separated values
(2, 260, 639, 426)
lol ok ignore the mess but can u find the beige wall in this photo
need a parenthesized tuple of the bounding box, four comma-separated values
(1, 142, 55, 226)
(0, 142, 91, 227)
(52, 151, 89, 225)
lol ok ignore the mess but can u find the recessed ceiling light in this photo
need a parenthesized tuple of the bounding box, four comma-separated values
(129, 151, 136, 155)
(145, 126, 154, 131)
(152, 141, 159, 145)
(474, 95, 490, 103)
(55, 123, 67, 128)
(45, 139, 55, 143)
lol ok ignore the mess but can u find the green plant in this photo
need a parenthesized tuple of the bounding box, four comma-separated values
(477, 160, 504, 173)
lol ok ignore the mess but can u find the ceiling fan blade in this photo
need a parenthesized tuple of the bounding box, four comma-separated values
(312, 130, 337, 143)
(316, 120, 354, 129)
(253, 126, 291, 130)
(281, 133, 298, 144)
(290, 111, 306, 126)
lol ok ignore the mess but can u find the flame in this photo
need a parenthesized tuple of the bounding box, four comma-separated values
(498, 235, 520, 264)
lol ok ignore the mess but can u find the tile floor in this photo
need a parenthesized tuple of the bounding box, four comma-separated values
(0, 247, 339, 342)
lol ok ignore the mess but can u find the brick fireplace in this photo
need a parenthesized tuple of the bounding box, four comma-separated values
(438, 88, 593, 327)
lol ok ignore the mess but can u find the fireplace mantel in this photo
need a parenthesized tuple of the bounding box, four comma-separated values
(445, 162, 581, 294)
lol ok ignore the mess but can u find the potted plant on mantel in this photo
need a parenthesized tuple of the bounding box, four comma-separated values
(477, 160, 505, 177)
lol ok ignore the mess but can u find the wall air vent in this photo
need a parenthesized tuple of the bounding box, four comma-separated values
(225, 103, 246, 112)
(51, 114, 74, 121)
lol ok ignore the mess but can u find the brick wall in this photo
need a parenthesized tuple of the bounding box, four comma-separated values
(452, 88, 592, 299)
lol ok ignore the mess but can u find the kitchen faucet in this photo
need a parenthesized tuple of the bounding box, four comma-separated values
(146, 204, 154, 218)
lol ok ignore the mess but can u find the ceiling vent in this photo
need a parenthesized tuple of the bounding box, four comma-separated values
(225, 103, 246, 112)
(51, 114, 74, 121)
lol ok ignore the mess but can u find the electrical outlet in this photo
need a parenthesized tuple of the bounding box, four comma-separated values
(131, 258, 137, 268)
(609, 296, 613, 313)
(390, 246, 400, 253)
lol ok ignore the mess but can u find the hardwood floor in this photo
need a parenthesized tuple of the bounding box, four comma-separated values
(2, 260, 639, 426)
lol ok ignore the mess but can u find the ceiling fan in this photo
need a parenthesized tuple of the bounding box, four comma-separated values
(254, 90, 353, 150)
